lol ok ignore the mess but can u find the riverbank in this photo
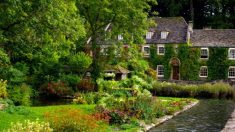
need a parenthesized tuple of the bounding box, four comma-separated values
(140, 100, 199, 131)
(222, 108, 235, 132)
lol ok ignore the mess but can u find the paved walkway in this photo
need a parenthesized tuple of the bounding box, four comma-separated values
(221, 108, 235, 132)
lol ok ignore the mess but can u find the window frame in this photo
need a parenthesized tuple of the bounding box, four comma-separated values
(228, 66, 235, 78)
(146, 32, 154, 39)
(142, 45, 150, 56)
(161, 31, 169, 39)
(157, 44, 165, 55)
(228, 48, 235, 60)
(118, 35, 123, 40)
(200, 48, 209, 59)
(157, 65, 164, 77)
(199, 66, 208, 78)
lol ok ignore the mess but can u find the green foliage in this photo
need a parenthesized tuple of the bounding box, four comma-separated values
(151, 81, 235, 99)
(60, 74, 81, 87)
(0, 79, 7, 99)
(68, 52, 92, 72)
(0, 49, 10, 67)
(8, 84, 32, 106)
(6, 119, 53, 132)
(208, 48, 229, 80)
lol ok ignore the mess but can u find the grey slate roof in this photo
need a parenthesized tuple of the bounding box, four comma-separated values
(191, 29, 235, 47)
(146, 17, 188, 44)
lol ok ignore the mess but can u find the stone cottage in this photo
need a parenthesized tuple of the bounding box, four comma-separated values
(141, 17, 235, 81)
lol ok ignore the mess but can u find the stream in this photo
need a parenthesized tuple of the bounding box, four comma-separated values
(149, 99, 235, 132)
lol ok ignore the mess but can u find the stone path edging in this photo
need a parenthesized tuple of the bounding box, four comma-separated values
(138, 100, 199, 132)
(221, 108, 235, 132)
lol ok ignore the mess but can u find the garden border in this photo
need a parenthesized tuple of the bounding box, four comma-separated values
(138, 100, 199, 132)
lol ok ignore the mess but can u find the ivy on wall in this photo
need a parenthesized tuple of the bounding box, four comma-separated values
(148, 45, 233, 81)
(208, 48, 229, 80)
(178, 45, 200, 80)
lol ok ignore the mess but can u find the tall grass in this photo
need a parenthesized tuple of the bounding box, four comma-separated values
(151, 81, 235, 99)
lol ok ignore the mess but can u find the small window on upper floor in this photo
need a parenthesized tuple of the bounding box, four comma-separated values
(161, 31, 169, 39)
(142, 45, 150, 56)
(228, 66, 235, 78)
(228, 48, 235, 60)
(201, 48, 209, 59)
(118, 35, 123, 40)
(199, 66, 208, 78)
(157, 45, 165, 55)
(146, 32, 154, 39)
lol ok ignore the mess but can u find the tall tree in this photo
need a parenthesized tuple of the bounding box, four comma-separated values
(0, 0, 86, 85)
(76, 0, 157, 79)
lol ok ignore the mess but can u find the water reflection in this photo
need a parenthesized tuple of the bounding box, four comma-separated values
(149, 99, 235, 132)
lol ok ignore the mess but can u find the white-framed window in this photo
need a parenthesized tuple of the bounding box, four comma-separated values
(157, 65, 164, 77)
(100, 47, 109, 55)
(146, 32, 154, 39)
(228, 48, 235, 60)
(228, 66, 235, 78)
(118, 35, 123, 40)
(199, 66, 208, 78)
(161, 31, 169, 39)
(200, 48, 209, 59)
(142, 45, 150, 56)
(157, 44, 165, 55)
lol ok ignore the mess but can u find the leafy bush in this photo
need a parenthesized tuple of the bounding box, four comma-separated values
(4, 105, 31, 115)
(60, 74, 81, 87)
(97, 78, 119, 91)
(8, 83, 32, 106)
(0, 79, 7, 99)
(132, 96, 164, 120)
(6, 119, 52, 132)
(40, 81, 73, 98)
(44, 109, 107, 132)
(151, 81, 235, 99)
(77, 78, 95, 92)
(69, 52, 92, 72)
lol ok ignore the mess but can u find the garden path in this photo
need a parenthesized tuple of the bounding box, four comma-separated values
(222, 108, 235, 132)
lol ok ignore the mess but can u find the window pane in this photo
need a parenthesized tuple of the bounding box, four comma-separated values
(229, 68, 235, 77)
(157, 66, 164, 76)
(146, 32, 153, 39)
(143, 47, 150, 55)
(229, 49, 235, 59)
(201, 49, 208, 58)
(200, 67, 208, 77)
(158, 46, 165, 54)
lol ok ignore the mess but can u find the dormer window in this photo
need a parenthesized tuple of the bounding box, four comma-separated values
(146, 32, 154, 39)
(228, 48, 235, 60)
(142, 45, 150, 56)
(118, 35, 123, 40)
(200, 48, 209, 59)
(161, 31, 169, 39)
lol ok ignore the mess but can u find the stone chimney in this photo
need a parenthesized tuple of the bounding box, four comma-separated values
(187, 21, 193, 44)
(188, 21, 193, 33)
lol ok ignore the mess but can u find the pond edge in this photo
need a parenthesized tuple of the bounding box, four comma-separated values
(139, 100, 199, 132)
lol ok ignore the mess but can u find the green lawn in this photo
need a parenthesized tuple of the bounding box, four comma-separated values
(0, 97, 198, 131)
(0, 104, 95, 130)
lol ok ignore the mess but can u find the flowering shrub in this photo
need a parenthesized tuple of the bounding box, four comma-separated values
(44, 109, 107, 132)
(40, 81, 73, 98)
(0, 79, 7, 99)
(94, 105, 129, 125)
(72, 96, 87, 104)
(6, 119, 52, 132)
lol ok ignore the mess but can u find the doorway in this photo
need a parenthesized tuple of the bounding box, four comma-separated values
(170, 58, 181, 80)
(172, 66, 180, 80)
